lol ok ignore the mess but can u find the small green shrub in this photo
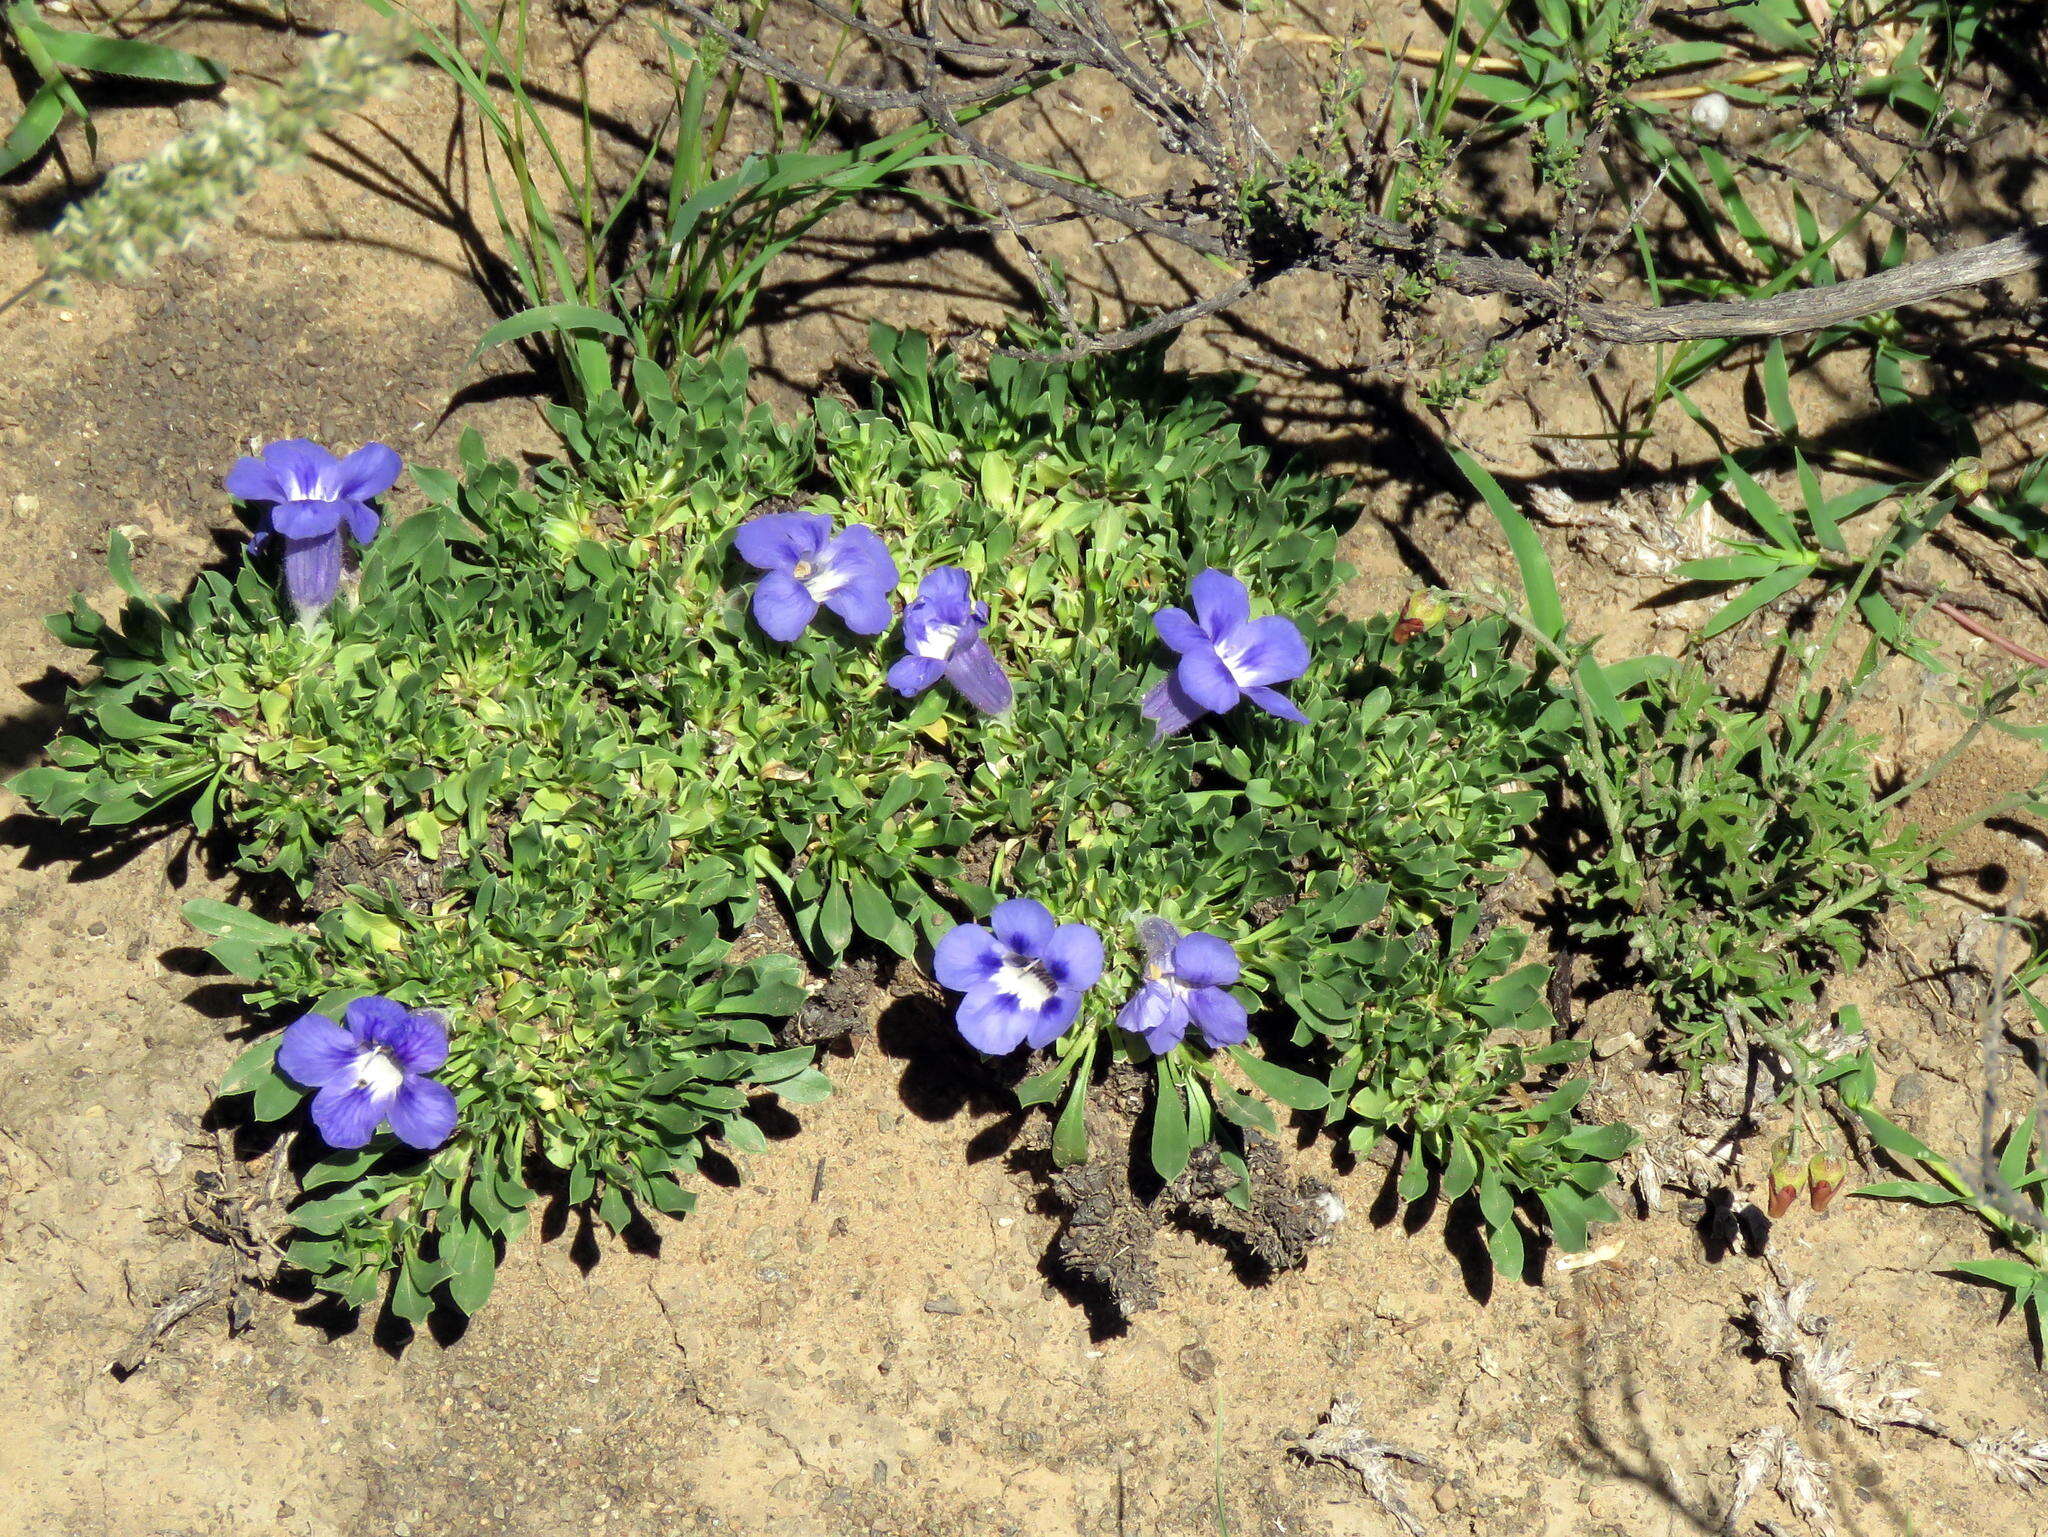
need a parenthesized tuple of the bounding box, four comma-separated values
(15, 330, 1632, 1321)
(1562, 667, 1931, 1063)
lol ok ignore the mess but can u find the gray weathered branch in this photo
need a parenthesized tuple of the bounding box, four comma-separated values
(668, 0, 2048, 352)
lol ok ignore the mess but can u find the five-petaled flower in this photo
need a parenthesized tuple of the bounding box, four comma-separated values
(933, 898, 1102, 1054)
(1142, 569, 1309, 737)
(277, 995, 458, 1150)
(888, 566, 1013, 715)
(734, 511, 898, 642)
(1115, 917, 1249, 1054)
(226, 439, 402, 616)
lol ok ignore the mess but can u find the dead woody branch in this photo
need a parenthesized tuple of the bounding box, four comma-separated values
(667, 0, 2047, 354)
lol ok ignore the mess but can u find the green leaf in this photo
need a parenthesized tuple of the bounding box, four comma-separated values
(1698, 563, 1809, 640)
(94, 700, 171, 740)
(1397, 1145, 1431, 1204)
(20, 16, 224, 85)
(1853, 1180, 1962, 1206)
(1016, 1053, 1079, 1108)
(1212, 1084, 1277, 1136)
(1539, 1187, 1589, 1253)
(1450, 449, 1563, 639)
(1857, 1106, 1939, 1164)
(389, 1258, 432, 1324)
(1950, 1258, 2043, 1295)
(470, 303, 628, 364)
(1052, 1075, 1090, 1168)
(1441, 1135, 1480, 1202)
(1673, 552, 1791, 584)
(218, 1034, 281, 1096)
(1478, 1173, 1525, 1280)
(849, 877, 913, 957)
(1232, 1049, 1331, 1112)
(183, 899, 299, 948)
(1150, 1064, 1192, 1183)
(441, 1220, 498, 1315)
(769, 1067, 833, 1106)
(0, 79, 66, 177)
(1560, 1122, 1636, 1160)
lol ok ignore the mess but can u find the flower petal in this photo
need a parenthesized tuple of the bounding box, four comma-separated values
(1175, 648, 1241, 715)
(270, 498, 344, 539)
(917, 565, 972, 611)
(261, 440, 342, 501)
(1023, 991, 1082, 1050)
(956, 988, 1032, 1054)
(1187, 986, 1249, 1049)
(933, 923, 1004, 991)
(733, 511, 830, 571)
(817, 525, 898, 634)
(309, 1083, 387, 1149)
(1172, 931, 1240, 988)
(1153, 606, 1206, 656)
(224, 455, 285, 504)
(281, 533, 342, 614)
(989, 898, 1054, 956)
(343, 994, 409, 1041)
(334, 442, 402, 501)
(1116, 981, 1184, 1054)
(352, 999, 449, 1074)
(1222, 615, 1309, 686)
(752, 569, 820, 641)
(277, 1012, 358, 1088)
(385, 1076, 458, 1149)
(342, 501, 381, 545)
(1191, 568, 1250, 639)
(944, 638, 1013, 716)
(1142, 678, 1206, 739)
(1244, 684, 1308, 725)
(1041, 923, 1103, 991)
(888, 654, 945, 697)
(822, 581, 895, 637)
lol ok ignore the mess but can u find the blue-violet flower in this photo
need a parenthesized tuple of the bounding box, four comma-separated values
(933, 898, 1102, 1054)
(1115, 917, 1249, 1053)
(1142, 568, 1309, 736)
(887, 565, 1013, 715)
(226, 439, 401, 616)
(277, 995, 458, 1150)
(734, 510, 898, 641)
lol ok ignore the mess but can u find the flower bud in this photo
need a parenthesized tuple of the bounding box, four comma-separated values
(1953, 458, 1989, 499)
(1766, 1147, 1805, 1218)
(1807, 1152, 1847, 1212)
(1392, 590, 1452, 644)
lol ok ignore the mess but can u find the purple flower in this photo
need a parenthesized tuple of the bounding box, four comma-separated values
(933, 898, 1103, 1054)
(1142, 569, 1310, 737)
(277, 995, 458, 1151)
(1116, 918, 1249, 1054)
(733, 511, 898, 642)
(887, 566, 1013, 715)
(226, 439, 402, 616)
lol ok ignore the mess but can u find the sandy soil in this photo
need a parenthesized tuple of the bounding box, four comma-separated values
(7, 5, 2048, 1535)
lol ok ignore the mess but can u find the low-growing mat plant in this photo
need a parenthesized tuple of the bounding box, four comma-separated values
(15, 327, 1642, 1321)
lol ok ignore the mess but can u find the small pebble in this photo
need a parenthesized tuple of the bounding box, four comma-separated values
(1891, 1072, 1930, 1109)
(1689, 92, 1732, 131)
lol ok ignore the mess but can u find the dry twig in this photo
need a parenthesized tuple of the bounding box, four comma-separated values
(665, 0, 2048, 353)
(113, 1129, 295, 1374)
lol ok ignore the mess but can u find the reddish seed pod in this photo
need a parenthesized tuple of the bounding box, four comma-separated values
(1766, 1149, 1804, 1219)
(1807, 1153, 1848, 1212)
